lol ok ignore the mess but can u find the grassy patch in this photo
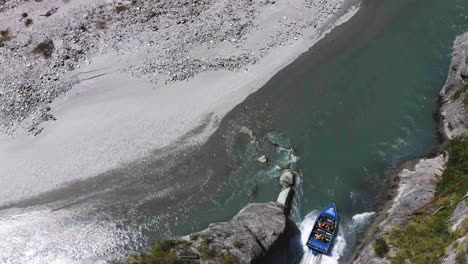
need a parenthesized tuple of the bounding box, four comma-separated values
(456, 251, 466, 264)
(33, 40, 55, 58)
(373, 237, 389, 258)
(435, 137, 467, 197)
(199, 237, 216, 259)
(126, 240, 192, 264)
(462, 82, 468, 107)
(220, 255, 239, 264)
(387, 136, 467, 264)
(125, 237, 240, 264)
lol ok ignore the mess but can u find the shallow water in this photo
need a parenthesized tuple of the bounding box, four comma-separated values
(1, 0, 467, 263)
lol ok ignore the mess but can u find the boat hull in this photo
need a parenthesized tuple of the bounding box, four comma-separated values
(306, 204, 339, 255)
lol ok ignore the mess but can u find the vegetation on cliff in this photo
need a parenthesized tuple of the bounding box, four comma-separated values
(126, 239, 239, 264)
(379, 136, 467, 264)
(373, 237, 389, 258)
(126, 240, 192, 264)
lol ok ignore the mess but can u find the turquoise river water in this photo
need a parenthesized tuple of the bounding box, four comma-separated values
(168, 0, 468, 262)
(0, 0, 467, 263)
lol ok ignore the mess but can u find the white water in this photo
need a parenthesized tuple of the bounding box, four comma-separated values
(298, 211, 375, 264)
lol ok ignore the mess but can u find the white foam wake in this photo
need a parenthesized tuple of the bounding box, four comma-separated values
(298, 211, 375, 264)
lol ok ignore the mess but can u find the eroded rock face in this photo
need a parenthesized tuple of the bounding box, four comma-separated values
(439, 32, 468, 140)
(442, 236, 467, 264)
(353, 155, 446, 264)
(183, 202, 287, 263)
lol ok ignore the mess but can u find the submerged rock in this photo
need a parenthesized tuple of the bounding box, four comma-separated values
(256, 155, 268, 164)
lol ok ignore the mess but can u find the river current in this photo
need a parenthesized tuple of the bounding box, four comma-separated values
(1, 0, 467, 263)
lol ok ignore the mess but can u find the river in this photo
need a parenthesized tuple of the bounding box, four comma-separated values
(0, 0, 467, 263)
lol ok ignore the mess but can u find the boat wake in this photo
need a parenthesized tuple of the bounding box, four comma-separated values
(300, 249, 322, 264)
(297, 210, 375, 264)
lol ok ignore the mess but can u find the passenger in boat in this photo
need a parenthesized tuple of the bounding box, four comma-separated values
(318, 221, 325, 228)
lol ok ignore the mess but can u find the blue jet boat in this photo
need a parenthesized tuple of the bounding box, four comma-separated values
(306, 204, 338, 256)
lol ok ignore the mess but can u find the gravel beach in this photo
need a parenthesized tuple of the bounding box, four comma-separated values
(0, 0, 360, 206)
(0, 0, 367, 263)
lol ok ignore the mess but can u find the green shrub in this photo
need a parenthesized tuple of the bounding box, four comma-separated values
(220, 254, 239, 264)
(373, 237, 389, 258)
(455, 251, 466, 264)
(199, 238, 216, 259)
(435, 136, 468, 197)
(25, 19, 33, 27)
(126, 240, 191, 264)
(387, 136, 468, 264)
(0, 28, 13, 42)
(33, 40, 54, 58)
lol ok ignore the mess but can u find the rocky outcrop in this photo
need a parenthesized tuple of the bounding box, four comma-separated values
(443, 236, 467, 264)
(181, 202, 288, 263)
(176, 167, 297, 263)
(442, 198, 468, 264)
(353, 156, 446, 264)
(439, 32, 468, 140)
(125, 202, 289, 264)
(353, 32, 468, 264)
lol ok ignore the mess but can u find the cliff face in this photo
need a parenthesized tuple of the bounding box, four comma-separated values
(353, 32, 468, 264)
(439, 32, 468, 140)
(352, 156, 446, 264)
(182, 202, 287, 264)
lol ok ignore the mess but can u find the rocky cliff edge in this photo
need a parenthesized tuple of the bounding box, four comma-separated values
(352, 31, 468, 264)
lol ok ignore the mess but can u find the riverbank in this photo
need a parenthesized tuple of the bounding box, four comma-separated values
(352, 31, 468, 264)
(0, 0, 361, 207)
(0, 0, 364, 263)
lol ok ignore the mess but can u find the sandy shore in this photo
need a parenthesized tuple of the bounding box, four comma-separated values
(0, 0, 360, 206)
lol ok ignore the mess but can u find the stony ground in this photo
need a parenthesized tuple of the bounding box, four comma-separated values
(0, 0, 346, 136)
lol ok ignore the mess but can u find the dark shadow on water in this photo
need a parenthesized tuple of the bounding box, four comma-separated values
(255, 218, 304, 264)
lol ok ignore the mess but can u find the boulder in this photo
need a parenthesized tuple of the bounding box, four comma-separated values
(279, 169, 295, 188)
(232, 202, 286, 251)
(182, 202, 287, 263)
(276, 187, 293, 209)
